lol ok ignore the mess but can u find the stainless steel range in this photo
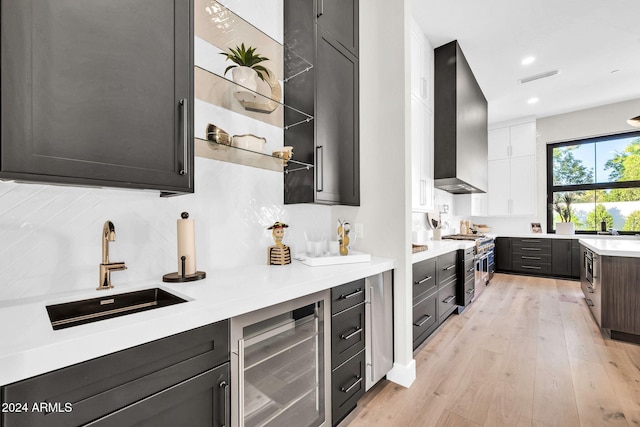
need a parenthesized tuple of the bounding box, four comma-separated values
(442, 234, 495, 299)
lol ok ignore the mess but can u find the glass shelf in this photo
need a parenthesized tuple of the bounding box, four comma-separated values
(195, 66, 313, 129)
(194, 137, 313, 173)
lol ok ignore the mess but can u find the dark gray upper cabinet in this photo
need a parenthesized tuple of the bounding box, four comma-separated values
(1, 0, 194, 196)
(316, 0, 359, 56)
(284, 0, 360, 206)
(316, 29, 360, 205)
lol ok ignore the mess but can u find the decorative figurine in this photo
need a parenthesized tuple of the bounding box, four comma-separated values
(337, 219, 351, 256)
(267, 221, 291, 265)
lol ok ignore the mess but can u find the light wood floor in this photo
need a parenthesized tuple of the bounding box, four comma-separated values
(340, 273, 640, 427)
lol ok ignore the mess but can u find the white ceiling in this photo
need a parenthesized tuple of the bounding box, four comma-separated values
(412, 0, 640, 125)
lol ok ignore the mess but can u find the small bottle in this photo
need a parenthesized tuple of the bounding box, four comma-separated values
(460, 220, 467, 235)
(600, 220, 606, 232)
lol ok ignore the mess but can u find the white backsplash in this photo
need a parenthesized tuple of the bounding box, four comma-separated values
(0, 157, 330, 302)
(411, 188, 465, 241)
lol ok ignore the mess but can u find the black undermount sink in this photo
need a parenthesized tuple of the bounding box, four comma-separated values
(46, 288, 187, 330)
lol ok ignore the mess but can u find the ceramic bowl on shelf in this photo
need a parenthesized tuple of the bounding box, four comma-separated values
(231, 134, 266, 152)
(272, 146, 294, 164)
(206, 124, 230, 145)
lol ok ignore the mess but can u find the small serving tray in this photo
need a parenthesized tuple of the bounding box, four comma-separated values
(296, 251, 371, 267)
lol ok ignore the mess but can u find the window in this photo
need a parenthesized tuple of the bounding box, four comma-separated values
(547, 130, 640, 233)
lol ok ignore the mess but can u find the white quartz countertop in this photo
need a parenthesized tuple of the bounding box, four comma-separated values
(0, 257, 394, 386)
(412, 240, 475, 263)
(578, 238, 640, 257)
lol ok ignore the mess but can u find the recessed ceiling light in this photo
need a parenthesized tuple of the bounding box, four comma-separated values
(521, 56, 536, 66)
(528, 97, 539, 104)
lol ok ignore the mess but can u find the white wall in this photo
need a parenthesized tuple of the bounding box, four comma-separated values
(332, 0, 415, 387)
(0, 0, 332, 303)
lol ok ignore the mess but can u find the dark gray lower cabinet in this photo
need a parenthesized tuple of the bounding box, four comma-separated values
(1, 320, 229, 427)
(331, 281, 365, 426)
(497, 236, 580, 279)
(456, 247, 475, 308)
(1, 0, 194, 196)
(412, 251, 459, 350)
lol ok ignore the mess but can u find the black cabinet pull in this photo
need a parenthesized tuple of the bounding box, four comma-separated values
(340, 327, 363, 340)
(340, 375, 362, 393)
(316, 146, 324, 192)
(413, 314, 432, 327)
(414, 275, 432, 285)
(179, 98, 188, 176)
(219, 380, 229, 427)
(443, 264, 456, 271)
(339, 288, 363, 300)
(522, 265, 542, 270)
(442, 295, 455, 304)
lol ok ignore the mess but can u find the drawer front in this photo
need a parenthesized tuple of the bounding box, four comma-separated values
(332, 302, 366, 369)
(438, 280, 457, 322)
(464, 246, 475, 260)
(412, 292, 438, 347)
(413, 258, 437, 302)
(331, 279, 365, 314)
(513, 252, 552, 264)
(463, 258, 475, 282)
(332, 350, 365, 425)
(512, 238, 551, 254)
(512, 260, 552, 275)
(438, 251, 458, 284)
(2, 321, 229, 427)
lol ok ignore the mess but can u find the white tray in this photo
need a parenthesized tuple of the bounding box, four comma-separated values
(296, 251, 371, 267)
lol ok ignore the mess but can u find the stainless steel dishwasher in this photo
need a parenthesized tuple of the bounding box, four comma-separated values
(230, 290, 331, 427)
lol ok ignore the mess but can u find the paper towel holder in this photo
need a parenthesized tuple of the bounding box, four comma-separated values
(163, 256, 207, 282)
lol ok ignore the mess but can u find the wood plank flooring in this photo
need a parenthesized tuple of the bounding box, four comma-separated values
(340, 273, 640, 427)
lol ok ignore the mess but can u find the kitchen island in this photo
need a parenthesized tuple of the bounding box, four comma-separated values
(578, 238, 640, 344)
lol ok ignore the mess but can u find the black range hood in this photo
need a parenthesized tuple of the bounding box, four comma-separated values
(433, 40, 488, 194)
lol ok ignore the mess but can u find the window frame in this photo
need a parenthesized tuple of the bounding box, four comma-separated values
(546, 130, 640, 234)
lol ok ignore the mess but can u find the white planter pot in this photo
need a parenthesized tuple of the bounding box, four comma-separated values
(556, 222, 575, 235)
(231, 66, 258, 92)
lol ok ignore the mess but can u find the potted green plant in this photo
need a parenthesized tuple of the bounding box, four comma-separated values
(220, 43, 269, 92)
(552, 193, 575, 234)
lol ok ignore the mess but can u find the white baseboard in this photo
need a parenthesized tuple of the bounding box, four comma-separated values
(385, 359, 416, 388)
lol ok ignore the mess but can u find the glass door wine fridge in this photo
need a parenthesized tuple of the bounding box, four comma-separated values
(231, 290, 331, 427)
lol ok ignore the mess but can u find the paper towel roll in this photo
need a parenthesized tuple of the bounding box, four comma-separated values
(177, 212, 196, 276)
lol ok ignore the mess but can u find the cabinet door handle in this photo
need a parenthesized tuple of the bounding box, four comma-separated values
(340, 375, 362, 393)
(340, 327, 363, 340)
(413, 314, 432, 327)
(317, 0, 324, 17)
(522, 265, 542, 270)
(219, 380, 229, 427)
(443, 264, 456, 271)
(522, 239, 541, 243)
(414, 275, 432, 285)
(521, 256, 541, 260)
(179, 98, 188, 176)
(316, 145, 324, 192)
(420, 179, 426, 205)
(467, 267, 475, 273)
(443, 295, 455, 304)
(522, 247, 541, 251)
(339, 288, 363, 300)
(466, 288, 475, 295)
(586, 298, 594, 307)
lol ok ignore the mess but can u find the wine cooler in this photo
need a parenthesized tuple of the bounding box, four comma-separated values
(231, 290, 331, 427)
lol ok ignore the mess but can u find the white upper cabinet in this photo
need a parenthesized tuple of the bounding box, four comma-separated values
(487, 119, 537, 217)
(488, 122, 536, 160)
(410, 20, 434, 212)
(410, 20, 432, 107)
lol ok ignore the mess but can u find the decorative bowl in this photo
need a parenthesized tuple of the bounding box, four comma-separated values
(231, 134, 266, 152)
